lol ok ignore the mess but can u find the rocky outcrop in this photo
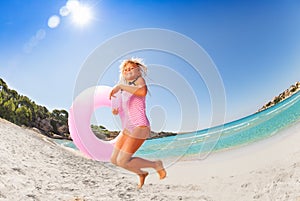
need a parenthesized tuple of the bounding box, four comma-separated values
(149, 131, 177, 139)
(33, 117, 71, 140)
(91, 126, 177, 141)
(258, 81, 300, 112)
(35, 117, 52, 133)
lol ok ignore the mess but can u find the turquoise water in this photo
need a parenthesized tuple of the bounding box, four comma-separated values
(58, 91, 300, 160)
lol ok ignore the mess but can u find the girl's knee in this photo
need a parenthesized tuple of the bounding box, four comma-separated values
(111, 155, 128, 168)
(117, 157, 129, 168)
(110, 156, 118, 166)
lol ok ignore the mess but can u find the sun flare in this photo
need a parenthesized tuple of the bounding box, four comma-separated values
(71, 5, 92, 26)
(63, 0, 93, 26)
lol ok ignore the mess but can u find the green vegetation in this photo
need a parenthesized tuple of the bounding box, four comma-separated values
(258, 81, 300, 112)
(91, 125, 119, 140)
(0, 78, 69, 139)
(0, 78, 176, 140)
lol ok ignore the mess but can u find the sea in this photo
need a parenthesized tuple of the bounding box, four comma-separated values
(56, 90, 300, 160)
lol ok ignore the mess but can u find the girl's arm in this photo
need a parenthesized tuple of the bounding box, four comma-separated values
(120, 77, 147, 96)
(110, 77, 147, 99)
(111, 90, 121, 115)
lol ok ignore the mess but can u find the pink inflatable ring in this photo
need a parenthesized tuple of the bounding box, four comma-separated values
(68, 85, 119, 162)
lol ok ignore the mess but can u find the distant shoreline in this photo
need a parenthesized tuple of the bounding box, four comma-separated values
(258, 81, 300, 112)
(1, 77, 299, 142)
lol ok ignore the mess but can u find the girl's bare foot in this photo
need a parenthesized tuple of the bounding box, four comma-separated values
(137, 172, 149, 189)
(155, 160, 166, 180)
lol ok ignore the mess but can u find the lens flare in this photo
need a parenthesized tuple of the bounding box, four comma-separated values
(59, 6, 70, 17)
(48, 15, 60, 28)
(66, 0, 80, 11)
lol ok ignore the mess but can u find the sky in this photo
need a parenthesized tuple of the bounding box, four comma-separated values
(1, 0, 300, 133)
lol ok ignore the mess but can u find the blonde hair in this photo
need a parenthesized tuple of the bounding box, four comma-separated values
(118, 58, 148, 84)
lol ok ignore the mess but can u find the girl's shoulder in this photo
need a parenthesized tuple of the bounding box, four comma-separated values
(135, 76, 146, 86)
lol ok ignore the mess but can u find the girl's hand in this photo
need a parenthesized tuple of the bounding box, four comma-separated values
(112, 108, 119, 115)
(109, 84, 121, 99)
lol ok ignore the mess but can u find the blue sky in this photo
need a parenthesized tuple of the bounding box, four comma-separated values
(1, 0, 300, 132)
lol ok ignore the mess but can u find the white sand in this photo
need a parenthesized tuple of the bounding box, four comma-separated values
(1, 117, 300, 201)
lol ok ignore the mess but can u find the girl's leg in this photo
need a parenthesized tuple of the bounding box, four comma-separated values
(110, 131, 125, 165)
(116, 151, 166, 188)
(116, 151, 149, 188)
(116, 128, 167, 188)
(125, 156, 166, 179)
(110, 147, 120, 166)
(111, 132, 150, 188)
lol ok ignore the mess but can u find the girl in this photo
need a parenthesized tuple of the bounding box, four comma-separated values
(109, 58, 166, 189)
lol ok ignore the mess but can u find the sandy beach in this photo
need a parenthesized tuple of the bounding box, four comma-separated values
(1, 117, 300, 201)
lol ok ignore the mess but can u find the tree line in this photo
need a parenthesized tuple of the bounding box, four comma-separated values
(0, 78, 176, 140)
(0, 78, 69, 138)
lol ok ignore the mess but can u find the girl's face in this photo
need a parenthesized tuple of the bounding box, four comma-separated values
(122, 62, 140, 81)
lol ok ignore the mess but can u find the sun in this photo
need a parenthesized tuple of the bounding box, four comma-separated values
(47, 0, 95, 29)
(65, 0, 93, 26)
(71, 5, 92, 26)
